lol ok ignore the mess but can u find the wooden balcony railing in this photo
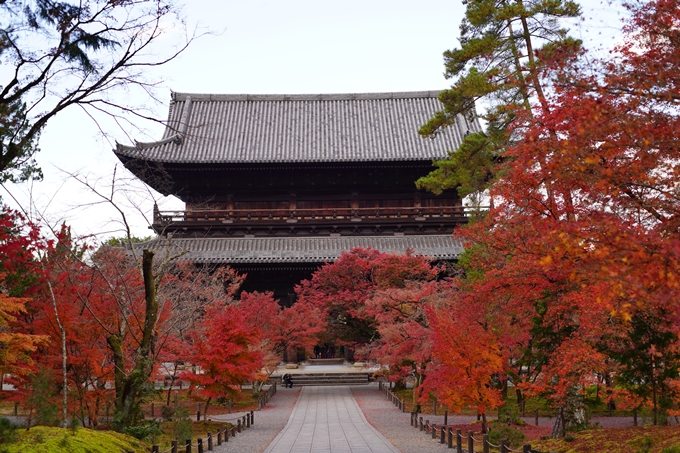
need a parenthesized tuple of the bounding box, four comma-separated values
(153, 205, 486, 226)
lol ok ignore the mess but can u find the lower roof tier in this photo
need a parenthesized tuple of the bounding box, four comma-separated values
(134, 235, 464, 264)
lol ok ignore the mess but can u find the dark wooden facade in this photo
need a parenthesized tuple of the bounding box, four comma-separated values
(116, 91, 478, 300)
(139, 161, 467, 238)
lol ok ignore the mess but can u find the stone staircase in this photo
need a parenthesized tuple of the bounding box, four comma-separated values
(285, 372, 372, 386)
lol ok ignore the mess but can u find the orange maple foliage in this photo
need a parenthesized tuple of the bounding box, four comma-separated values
(422, 0, 680, 429)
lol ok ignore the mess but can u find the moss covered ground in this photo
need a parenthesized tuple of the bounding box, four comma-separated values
(0, 426, 148, 453)
(531, 426, 680, 453)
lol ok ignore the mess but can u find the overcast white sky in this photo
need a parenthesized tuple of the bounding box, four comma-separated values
(2, 0, 628, 242)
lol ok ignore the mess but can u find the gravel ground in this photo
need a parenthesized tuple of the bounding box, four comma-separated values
(201, 383, 663, 453)
(207, 386, 300, 453)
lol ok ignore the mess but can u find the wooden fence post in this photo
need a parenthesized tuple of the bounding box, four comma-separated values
(197, 438, 203, 453)
(225, 426, 229, 441)
(185, 438, 192, 453)
(207, 432, 213, 450)
(251, 410, 255, 425)
(237, 419, 242, 433)
(247, 412, 251, 428)
(217, 430, 222, 445)
(500, 438, 508, 453)
(152, 445, 159, 453)
(171, 439, 177, 453)
(483, 434, 490, 453)
(440, 426, 445, 444)
(523, 444, 532, 453)
(468, 431, 474, 453)
(444, 410, 448, 426)
(447, 427, 453, 449)
(456, 429, 462, 453)
(431, 423, 437, 439)
(419, 416, 423, 431)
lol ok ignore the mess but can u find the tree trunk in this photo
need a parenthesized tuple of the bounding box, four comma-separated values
(204, 396, 212, 421)
(110, 249, 160, 431)
(515, 388, 523, 411)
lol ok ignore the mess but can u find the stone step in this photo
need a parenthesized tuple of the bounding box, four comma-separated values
(281, 372, 372, 386)
(307, 358, 346, 365)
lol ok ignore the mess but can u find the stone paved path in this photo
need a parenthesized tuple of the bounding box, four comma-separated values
(263, 386, 401, 453)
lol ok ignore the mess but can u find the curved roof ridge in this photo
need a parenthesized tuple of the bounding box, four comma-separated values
(171, 90, 442, 102)
(116, 135, 181, 152)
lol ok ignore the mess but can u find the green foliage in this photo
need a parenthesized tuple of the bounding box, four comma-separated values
(608, 309, 680, 424)
(124, 420, 162, 442)
(417, 0, 582, 198)
(0, 0, 188, 183)
(0, 419, 17, 444)
(635, 437, 653, 453)
(160, 405, 175, 422)
(661, 447, 680, 453)
(497, 401, 524, 425)
(488, 420, 526, 448)
(0, 99, 42, 183)
(27, 368, 60, 427)
(171, 409, 193, 444)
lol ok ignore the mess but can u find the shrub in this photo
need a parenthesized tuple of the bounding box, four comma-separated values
(488, 421, 526, 448)
(160, 405, 175, 422)
(171, 409, 194, 443)
(124, 420, 162, 442)
(0, 419, 17, 444)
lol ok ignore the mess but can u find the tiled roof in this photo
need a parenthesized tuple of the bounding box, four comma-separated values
(134, 235, 464, 264)
(115, 91, 480, 164)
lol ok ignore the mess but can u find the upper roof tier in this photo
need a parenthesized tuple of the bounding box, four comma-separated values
(114, 91, 480, 164)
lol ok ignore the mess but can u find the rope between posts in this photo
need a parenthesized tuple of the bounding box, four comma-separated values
(206, 415, 247, 422)
(159, 447, 173, 453)
(506, 446, 524, 452)
(487, 440, 501, 448)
